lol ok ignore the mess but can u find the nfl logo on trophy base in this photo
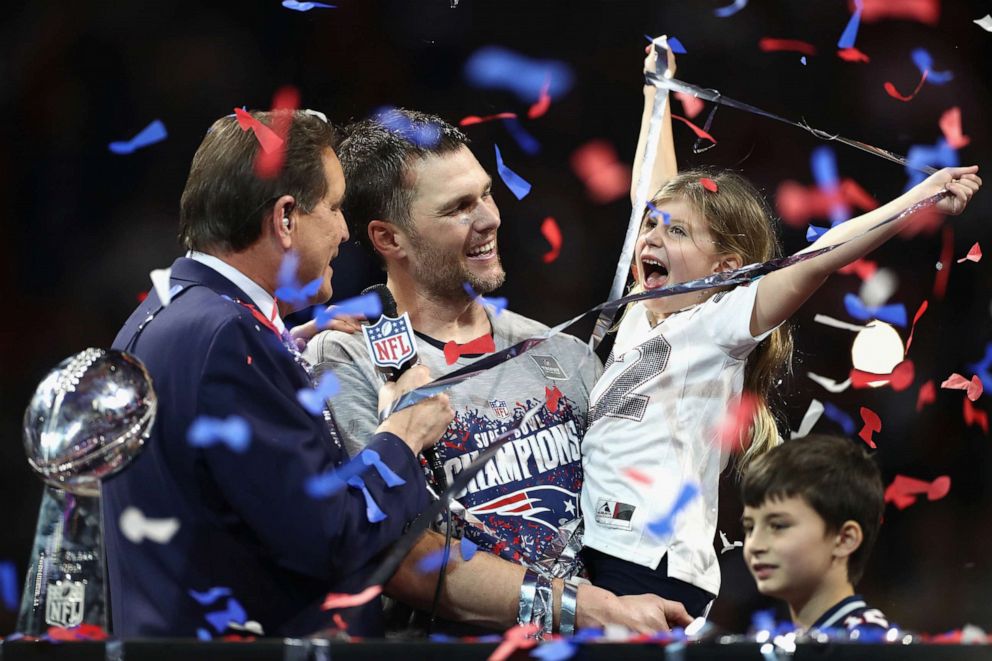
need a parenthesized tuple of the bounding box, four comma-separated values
(46, 580, 85, 628)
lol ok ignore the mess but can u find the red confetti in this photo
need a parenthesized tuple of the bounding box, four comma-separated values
(933, 224, 953, 299)
(904, 300, 928, 355)
(569, 140, 631, 204)
(964, 397, 989, 434)
(916, 380, 936, 412)
(699, 177, 719, 193)
(545, 385, 563, 413)
(759, 38, 817, 57)
(489, 623, 539, 661)
(861, 0, 939, 26)
(840, 179, 879, 211)
(939, 107, 971, 150)
(459, 112, 518, 126)
(714, 392, 759, 451)
(927, 475, 951, 501)
(46, 624, 110, 641)
(884, 69, 928, 102)
(858, 406, 881, 448)
(623, 467, 654, 485)
(234, 108, 285, 154)
(332, 613, 348, 630)
(850, 359, 914, 392)
(527, 77, 552, 119)
(674, 91, 704, 119)
(137, 290, 149, 302)
(837, 47, 870, 62)
(541, 216, 563, 264)
(775, 178, 877, 229)
(884, 474, 949, 510)
(254, 86, 300, 179)
(838, 258, 878, 281)
(246, 355, 253, 365)
(672, 114, 717, 144)
(443, 333, 496, 364)
(941, 373, 983, 401)
(321, 585, 383, 610)
(956, 242, 982, 264)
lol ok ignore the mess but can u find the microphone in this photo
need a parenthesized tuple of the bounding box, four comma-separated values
(360, 284, 447, 490)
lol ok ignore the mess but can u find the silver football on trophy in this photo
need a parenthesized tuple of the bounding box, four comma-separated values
(23, 348, 156, 496)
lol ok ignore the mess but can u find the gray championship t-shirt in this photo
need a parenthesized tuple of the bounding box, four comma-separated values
(304, 307, 602, 566)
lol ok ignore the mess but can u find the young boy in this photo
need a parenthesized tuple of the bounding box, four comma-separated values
(740, 435, 891, 635)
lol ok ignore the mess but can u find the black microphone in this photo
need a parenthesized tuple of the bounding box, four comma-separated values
(361, 283, 447, 490)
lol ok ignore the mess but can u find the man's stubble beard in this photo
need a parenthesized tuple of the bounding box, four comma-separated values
(407, 229, 506, 300)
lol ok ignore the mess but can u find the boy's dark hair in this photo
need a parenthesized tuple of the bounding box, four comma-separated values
(179, 110, 339, 253)
(335, 108, 468, 263)
(741, 434, 884, 585)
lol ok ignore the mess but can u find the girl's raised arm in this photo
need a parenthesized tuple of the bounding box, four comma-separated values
(631, 38, 679, 205)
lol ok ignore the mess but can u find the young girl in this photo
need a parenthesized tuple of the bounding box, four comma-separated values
(579, 40, 981, 618)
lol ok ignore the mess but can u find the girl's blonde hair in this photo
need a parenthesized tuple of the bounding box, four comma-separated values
(632, 169, 794, 473)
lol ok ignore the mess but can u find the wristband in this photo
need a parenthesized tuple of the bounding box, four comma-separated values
(559, 581, 578, 636)
(517, 569, 553, 639)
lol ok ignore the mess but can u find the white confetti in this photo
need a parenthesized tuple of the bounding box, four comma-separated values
(974, 14, 992, 31)
(791, 399, 825, 439)
(119, 506, 180, 544)
(807, 371, 852, 393)
(859, 267, 897, 308)
(812, 314, 869, 332)
(150, 268, 173, 306)
(719, 530, 743, 554)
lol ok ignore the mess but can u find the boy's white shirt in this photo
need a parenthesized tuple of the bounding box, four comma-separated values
(581, 282, 778, 596)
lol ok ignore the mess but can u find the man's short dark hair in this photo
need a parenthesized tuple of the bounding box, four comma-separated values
(336, 108, 468, 261)
(742, 434, 884, 585)
(179, 110, 339, 253)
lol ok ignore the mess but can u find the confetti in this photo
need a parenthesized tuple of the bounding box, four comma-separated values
(719, 530, 744, 554)
(806, 225, 829, 242)
(531, 640, 577, 661)
(714, 392, 758, 451)
(189, 587, 232, 606)
(850, 359, 914, 392)
(933, 225, 954, 299)
(821, 401, 855, 436)
(858, 407, 881, 448)
(904, 300, 928, 354)
(332, 613, 347, 630)
(862, 0, 939, 25)
(306, 447, 402, 499)
(373, 106, 442, 148)
(462, 283, 508, 315)
(837, 0, 863, 49)
(791, 399, 824, 438)
(108, 119, 168, 155)
(884, 69, 928, 102)
(916, 380, 936, 411)
(837, 47, 871, 63)
(666, 37, 688, 54)
(187, 415, 252, 453)
(489, 623, 539, 661)
(714, 0, 748, 18)
(956, 243, 982, 264)
(460, 537, 478, 562)
(314, 292, 382, 329)
(0, 561, 19, 611)
(645, 202, 670, 224)
(459, 112, 518, 126)
(623, 467, 654, 485)
(807, 372, 851, 393)
(906, 138, 959, 189)
(569, 140, 631, 204)
(297, 372, 341, 414)
(118, 506, 181, 544)
(759, 38, 817, 57)
(275, 251, 323, 307)
(966, 343, 992, 395)
(839, 258, 879, 281)
(859, 268, 897, 308)
(674, 91, 704, 118)
(527, 76, 552, 119)
(321, 585, 383, 610)
(253, 86, 300, 179)
(964, 398, 989, 433)
(205, 597, 247, 633)
(540, 217, 562, 264)
(347, 475, 387, 522)
(463, 46, 574, 104)
(699, 177, 718, 193)
(46, 624, 109, 641)
(545, 385, 563, 413)
(939, 107, 971, 150)
(811, 147, 848, 225)
(281, 0, 336, 10)
(843, 293, 907, 326)
(940, 373, 983, 401)
(150, 268, 173, 306)
(646, 482, 700, 537)
(503, 118, 541, 155)
(975, 14, 992, 32)
(443, 333, 496, 364)
(234, 108, 284, 153)
(417, 549, 450, 573)
(911, 48, 953, 85)
(494, 144, 531, 200)
(672, 114, 717, 144)
(884, 474, 948, 509)
(812, 314, 867, 333)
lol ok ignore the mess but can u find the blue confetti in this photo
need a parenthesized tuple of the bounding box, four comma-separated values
(911, 48, 954, 85)
(821, 402, 855, 436)
(800, 56, 807, 65)
(494, 144, 531, 200)
(905, 139, 958, 189)
(667, 36, 687, 54)
(282, 0, 336, 10)
(646, 201, 670, 225)
(837, 0, 863, 49)
(843, 293, 907, 327)
(360, 448, 406, 488)
(275, 252, 324, 307)
(463, 46, 574, 103)
(189, 586, 232, 606)
(348, 475, 387, 522)
(503, 118, 541, 155)
(0, 561, 19, 611)
(806, 225, 829, 242)
(810, 147, 849, 225)
(460, 536, 478, 562)
(205, 597, 247, 633)
(646, 482, 700, 537)
(109, 119, 168, 155)
(187, 416, 252, 453)
(373, 106, 442, 148)
(752, 608, 777, 632)
(531, 640, 577, 661)
(966, 342, 992, 396)
(297, 372, 341, 415)
(306, 460, 365, 499)
(714, 0, 748, 18)
(196, 628, 212, 641)
(417, 549, 449, 573)
(463, 282, 508, 315)
(572, 628, 605, 642)
(314, 292, 382, 328)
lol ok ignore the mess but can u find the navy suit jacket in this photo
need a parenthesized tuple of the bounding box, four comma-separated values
(103, 257, 427, 638)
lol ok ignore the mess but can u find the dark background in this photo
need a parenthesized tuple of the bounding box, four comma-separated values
(2, 0, 990, 636)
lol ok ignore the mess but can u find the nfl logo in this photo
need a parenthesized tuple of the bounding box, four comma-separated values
(362, 312, 417, 370)
(490, 399, 509, 418)
(45, 580, 85, 628)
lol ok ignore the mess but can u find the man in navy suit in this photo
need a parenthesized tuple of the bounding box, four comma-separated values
(103, 109, 453, 638)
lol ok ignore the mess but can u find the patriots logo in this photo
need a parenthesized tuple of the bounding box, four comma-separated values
(468, 485, 577, 531)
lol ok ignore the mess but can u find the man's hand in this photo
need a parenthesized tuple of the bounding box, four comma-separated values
(376, 365, 454, 455)
(575, 584, 692, 634)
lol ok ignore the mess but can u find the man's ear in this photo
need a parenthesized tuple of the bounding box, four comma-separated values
(833, 520, 864, 561)
(270, 195, 296, 250)
(368, 219, 406, 261)
(714, 252, 743, 274)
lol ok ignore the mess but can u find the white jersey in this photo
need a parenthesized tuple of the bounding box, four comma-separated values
(580, 283, 776, 596)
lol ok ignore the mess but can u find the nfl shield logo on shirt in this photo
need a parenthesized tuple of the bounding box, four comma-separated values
(489, 399, 510, 418)
(362, 312, 417, 370)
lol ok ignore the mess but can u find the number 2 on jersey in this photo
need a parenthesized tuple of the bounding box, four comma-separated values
(589, 335, 671, 425)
